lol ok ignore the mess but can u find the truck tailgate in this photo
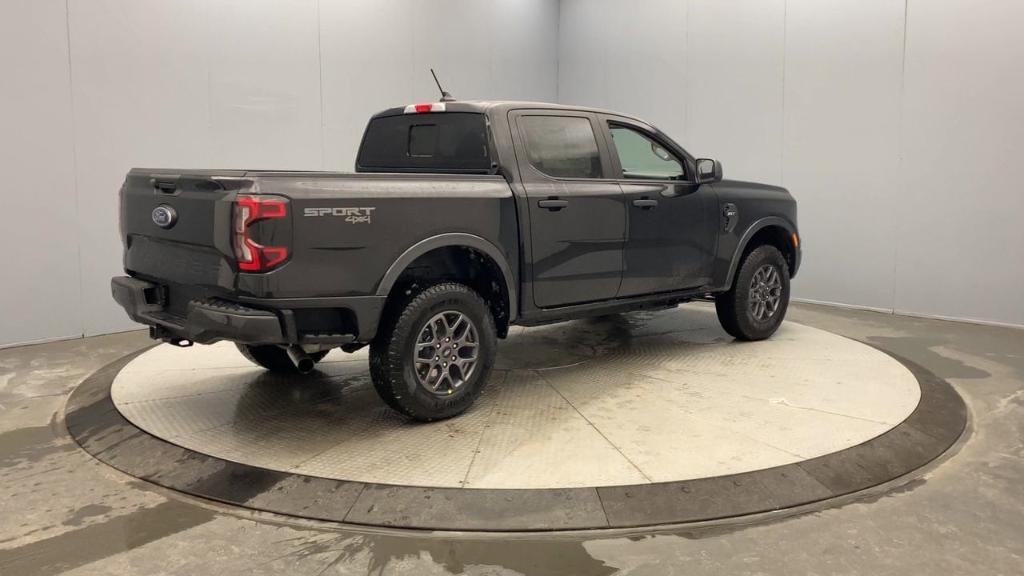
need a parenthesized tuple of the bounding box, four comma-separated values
(120, 169, 248, 291)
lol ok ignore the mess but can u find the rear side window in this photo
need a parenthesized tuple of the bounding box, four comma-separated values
(519, 116, 602, 179)
(357, 112, 491, 173)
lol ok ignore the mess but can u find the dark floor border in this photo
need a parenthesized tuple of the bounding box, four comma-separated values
(64, 346, 967, 532)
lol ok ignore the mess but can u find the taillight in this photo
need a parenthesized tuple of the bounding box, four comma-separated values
(233, 195, 289, 272)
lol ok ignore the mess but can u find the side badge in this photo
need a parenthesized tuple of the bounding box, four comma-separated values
(722, 203, 738, 233)
(152, 204, 177, 229)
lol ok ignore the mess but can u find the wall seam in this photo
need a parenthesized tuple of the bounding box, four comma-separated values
(779, 0, 788, 185)
(488, 0, 495, 99)
(555, 0, 561, 102)
(315, 0, 327, 170)
(64, 0, 85, 339)
(891, 0, 910, 314)
(682, 0, 690, 141)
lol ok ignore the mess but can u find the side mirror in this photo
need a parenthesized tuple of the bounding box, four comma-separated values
(695, 158, 723, 183)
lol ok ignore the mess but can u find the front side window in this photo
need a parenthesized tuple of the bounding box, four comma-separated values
(520, 115, 602, 179)
(609, 124, 685, 180)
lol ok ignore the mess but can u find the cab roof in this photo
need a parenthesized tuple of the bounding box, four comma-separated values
(371, 100, 651, 127)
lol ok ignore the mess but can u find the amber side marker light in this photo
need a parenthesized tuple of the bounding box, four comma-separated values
(792, 232, 800, 248)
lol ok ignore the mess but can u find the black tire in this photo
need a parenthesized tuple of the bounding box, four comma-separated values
(235, 344, 329, 373)
(715, 244, 791, 341)
(369, 282, 497, 422)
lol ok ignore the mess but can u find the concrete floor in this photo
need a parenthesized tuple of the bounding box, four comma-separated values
(1, 302, 1022, 575)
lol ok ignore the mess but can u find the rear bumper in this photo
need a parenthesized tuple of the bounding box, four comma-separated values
(111, 276, 383, 346)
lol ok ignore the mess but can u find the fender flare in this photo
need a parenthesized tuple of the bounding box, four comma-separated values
(723, 217, 798, 287)
(376, 233, 518, 322)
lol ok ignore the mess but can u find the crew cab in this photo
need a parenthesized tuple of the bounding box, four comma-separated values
(112, 100, 800, 421)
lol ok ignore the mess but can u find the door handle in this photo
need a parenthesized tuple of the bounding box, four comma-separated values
(538, 199, 568, 211)
(632, 198, 658, 209)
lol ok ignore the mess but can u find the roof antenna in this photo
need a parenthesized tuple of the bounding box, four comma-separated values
(431, 69, 456, 102)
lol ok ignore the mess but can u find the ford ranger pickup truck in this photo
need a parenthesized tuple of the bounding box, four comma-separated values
(112, 100, 800, 421)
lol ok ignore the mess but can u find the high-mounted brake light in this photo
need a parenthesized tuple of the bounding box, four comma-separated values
(233, 195, 289, 272)
(404, 102, 446, 114)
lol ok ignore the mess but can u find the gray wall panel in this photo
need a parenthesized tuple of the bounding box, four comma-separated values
(603, 0, 688, 140)
(5, 0, 1022, 346)
(68, 0, 325, 337)
(320, 0, 558, 171)
(1, 0, 559, 346)
(557, 0, 684, 138)
(559, 0, 688, 139)
(895, 0, 1024, 326)
(558, 0, 1022, 326)
(319, 0, 416, 171)
(782, 0, 905, 311)
(488, 0, 559, 102)
(687, 0, 785, 186)
(558, 0, 610, 110)
(0, 0, 81, 347)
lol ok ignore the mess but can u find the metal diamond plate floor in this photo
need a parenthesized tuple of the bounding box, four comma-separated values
(110, 304, 921, 489)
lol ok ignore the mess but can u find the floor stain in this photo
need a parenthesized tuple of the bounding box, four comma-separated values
(62, 504, 114, 527)
(867, 336, 992, 380)
(322, 533, 618, 576)
(0, 500, 216, 576)
(0, 425, 70, 468)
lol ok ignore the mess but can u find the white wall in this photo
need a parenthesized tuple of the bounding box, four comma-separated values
(782, 0, 905, 311)
(559, 0, 1024, 327)
(3, 0, 1021, 347)
(895, 0, 1024, 325)
(0, 0, 558, 347)
(0, 0, 81, 346)
(559, 0, 688, 140)
(321, 0, 558, 169)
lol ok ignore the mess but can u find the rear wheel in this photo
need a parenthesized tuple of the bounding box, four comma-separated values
(236, 344, 328, 373)
(715, 244, 790, 341)
(369, 282, 497, 421)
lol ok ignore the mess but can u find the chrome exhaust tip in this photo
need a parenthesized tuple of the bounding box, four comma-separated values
(286, 345, 315, 374)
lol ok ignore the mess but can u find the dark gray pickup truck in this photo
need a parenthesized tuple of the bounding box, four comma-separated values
(112, 100, 800, 421)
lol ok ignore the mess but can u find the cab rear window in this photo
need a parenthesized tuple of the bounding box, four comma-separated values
(356, 112, 491, 173)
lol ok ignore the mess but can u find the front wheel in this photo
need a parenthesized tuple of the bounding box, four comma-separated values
(715, 244, 791, 341)
(369, 282, 497, 422)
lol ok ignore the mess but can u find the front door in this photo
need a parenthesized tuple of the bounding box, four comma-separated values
(512, 112, 626, 308)
(601, 117, 718, 296)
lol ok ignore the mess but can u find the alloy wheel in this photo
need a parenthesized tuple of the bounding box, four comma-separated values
(748, 264, 783, 322)
(413, 310, 479, 395)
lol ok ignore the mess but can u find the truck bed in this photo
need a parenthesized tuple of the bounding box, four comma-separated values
(118, 168, 519, 343)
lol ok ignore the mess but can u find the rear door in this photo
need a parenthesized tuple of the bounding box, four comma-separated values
(510, 111, 626, 308)
(600, 116, 718, 296)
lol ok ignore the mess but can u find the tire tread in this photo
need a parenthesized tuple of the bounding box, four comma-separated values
(715, 245, 790, 341)
(369, 282, 496, 421)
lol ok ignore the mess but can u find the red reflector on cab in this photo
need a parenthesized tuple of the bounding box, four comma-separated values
(404, 102, 446, 114)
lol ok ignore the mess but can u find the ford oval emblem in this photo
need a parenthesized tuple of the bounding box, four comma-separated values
(152, 205, 177, 229)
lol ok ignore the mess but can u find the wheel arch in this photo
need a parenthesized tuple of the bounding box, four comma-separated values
(376, 233, 518, 326)
(724, 217, 799, 288)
